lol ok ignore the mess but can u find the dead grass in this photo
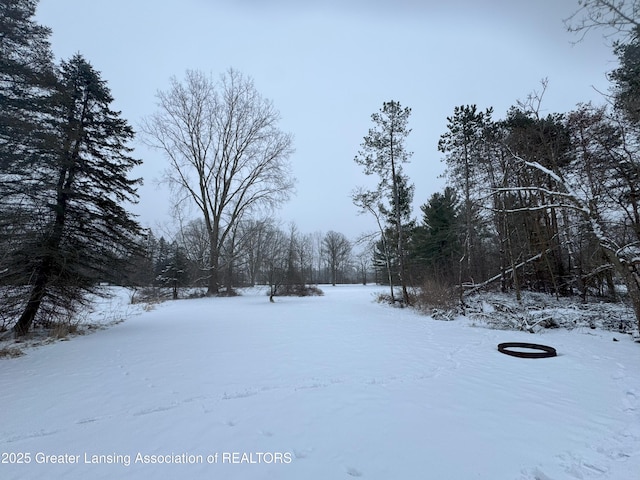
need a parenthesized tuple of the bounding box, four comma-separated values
(414, 278, 459, 314)
(0, 346, 24, 358)
(50, 322, 80, 339)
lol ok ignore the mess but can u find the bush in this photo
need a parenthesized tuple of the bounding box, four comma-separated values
(374, 290, 406, 306)
(414, 278, 459, 318)
(130, 287, 173, 304)
(270, 284, 324, 298)
(0, 346, 23, 358)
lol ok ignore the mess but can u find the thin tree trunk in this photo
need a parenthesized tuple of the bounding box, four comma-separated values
(391, 155, 410, 305)
(208, 242, 219, 295)
(603, 250, 640, 331)
(14, 267, 49, 336)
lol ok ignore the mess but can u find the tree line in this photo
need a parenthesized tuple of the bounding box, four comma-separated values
(129, 222, 367, 299)
(3, 0, 640, 336)
(0, 0, 370, 336)
(353, 2, 640, 331)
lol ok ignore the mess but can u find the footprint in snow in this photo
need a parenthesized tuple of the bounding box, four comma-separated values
(222, 390, 257, 400)
(293, 449, 312, 459)
(346, 467, 363, 477)
(5, 429, 60, 443)
(132, 404, 176, 416)
(76, 417, 98, 424)
(623, 390, 638, 411)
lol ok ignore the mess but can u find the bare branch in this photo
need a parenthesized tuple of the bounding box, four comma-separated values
(141, 68, 295, 294)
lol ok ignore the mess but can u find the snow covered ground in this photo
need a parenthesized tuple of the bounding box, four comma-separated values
(1, 285, 639, 480)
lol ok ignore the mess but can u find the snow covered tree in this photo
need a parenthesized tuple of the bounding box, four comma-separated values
(499, 104, 574, 295)
(565, 104, 640, 327)
(354, 101, 413, 304)
(142, 69, 295, 296)
(8, 54, 143, 336)
(156, 241, 189, 299)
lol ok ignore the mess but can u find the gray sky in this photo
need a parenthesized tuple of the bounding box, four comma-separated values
(35, 0, 615, 241)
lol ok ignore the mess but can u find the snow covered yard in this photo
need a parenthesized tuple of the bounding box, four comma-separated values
(1, 285, 638, 480)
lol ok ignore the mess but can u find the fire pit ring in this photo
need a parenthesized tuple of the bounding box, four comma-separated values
(497, 342, 557, 358)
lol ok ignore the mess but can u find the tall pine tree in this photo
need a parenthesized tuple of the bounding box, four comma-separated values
(1, 0, 57, 329)
(11, 54, 143, 336)
(354, 101, 413, 304)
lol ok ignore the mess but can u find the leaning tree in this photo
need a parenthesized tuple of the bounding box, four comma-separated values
(8, 54, 143, 336)
(143, 69, 295, 295)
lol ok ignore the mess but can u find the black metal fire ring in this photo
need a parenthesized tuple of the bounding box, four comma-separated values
(497, 342, 557, 358)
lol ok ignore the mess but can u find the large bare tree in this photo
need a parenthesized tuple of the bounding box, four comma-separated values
(143, 69, 295, 295)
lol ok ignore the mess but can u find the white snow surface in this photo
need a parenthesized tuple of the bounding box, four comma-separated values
(1, 285, 639, 480)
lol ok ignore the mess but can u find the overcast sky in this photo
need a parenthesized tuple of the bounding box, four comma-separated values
(35, 0, 616, 242)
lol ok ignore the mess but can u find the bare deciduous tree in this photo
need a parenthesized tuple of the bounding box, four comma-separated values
(352, 188, 395, 299)
(323, 231, 352, 286)
(565, 0, 640, 40)
(501, 102, 640, 330)
(142, 69, 295, 295)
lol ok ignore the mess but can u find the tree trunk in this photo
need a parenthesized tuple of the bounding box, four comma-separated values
(14, 267, 49, 336)
(391, 163, 410, 305)
(604, 250, 640, 331)
(626, 272, 640, 331)
(207, 238, 219, 295)
(15, 160, 73, 335)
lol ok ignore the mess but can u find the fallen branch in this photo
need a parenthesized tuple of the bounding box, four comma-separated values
(463, 251, 546, 297)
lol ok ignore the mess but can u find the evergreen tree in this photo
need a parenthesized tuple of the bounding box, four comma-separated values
(0, 0, 56, 286)
(10, 54, 143, 336)
(412, 188, 461, 285)
(610, 27, 640, 123)
(438, 105, 493, 287)
(157, 241, 189, 299)
(0, 0, 55, 171)
(354, 100, 414, 304)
